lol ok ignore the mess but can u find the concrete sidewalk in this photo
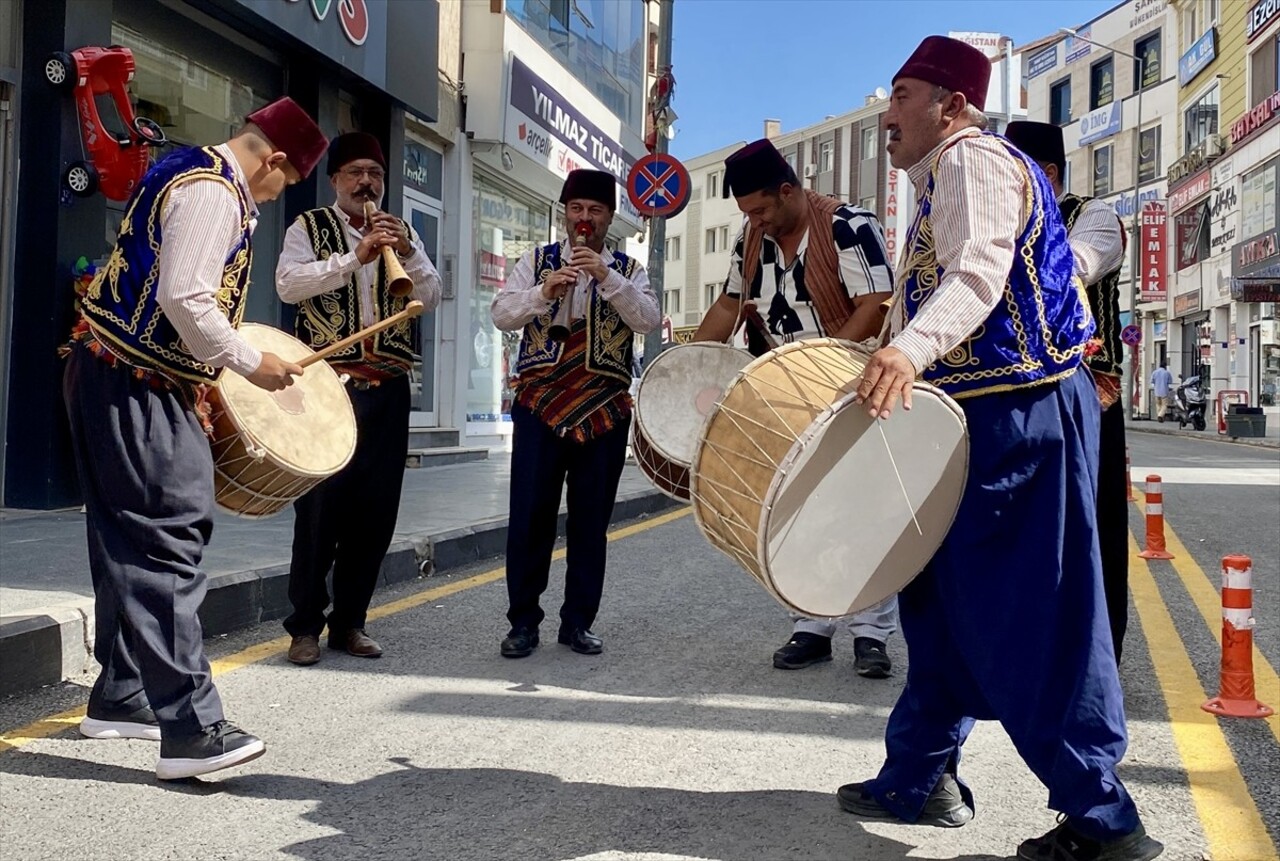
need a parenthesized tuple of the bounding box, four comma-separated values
(1126, 411, 1280, 448)
(0, 454, 677, 697)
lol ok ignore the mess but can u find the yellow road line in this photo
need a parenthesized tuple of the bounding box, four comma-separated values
(0, 507, 691, 753)
(1129, 534, 1278, 861)
(1130, 498, 1280, 745)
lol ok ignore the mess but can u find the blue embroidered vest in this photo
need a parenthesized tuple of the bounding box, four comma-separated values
(292, 207, 418, 367)
(898, 133, 1093, 398)
(514, 241, 639, 385)
(80, 147, 253, 384)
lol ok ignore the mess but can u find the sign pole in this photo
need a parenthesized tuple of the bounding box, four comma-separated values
(642, 0, 675, 372)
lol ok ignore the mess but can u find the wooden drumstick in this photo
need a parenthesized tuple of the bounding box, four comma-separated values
(297, 300, 425, 368)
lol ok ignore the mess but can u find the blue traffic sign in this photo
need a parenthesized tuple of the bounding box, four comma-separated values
(627, 153, 691, 218)
(1121, 324, 1142, 347)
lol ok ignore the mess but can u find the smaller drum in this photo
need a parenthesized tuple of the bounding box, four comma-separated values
(690, 339, 969, 618)
(632, 342, 753, 501)
(207, 324, 357, 518)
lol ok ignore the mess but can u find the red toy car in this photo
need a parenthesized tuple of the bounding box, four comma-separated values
(45, 46, 166, 201)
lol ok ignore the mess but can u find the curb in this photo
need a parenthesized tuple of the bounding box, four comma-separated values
(1126, 423, 1280, 449)
(0, 490, 680, 698)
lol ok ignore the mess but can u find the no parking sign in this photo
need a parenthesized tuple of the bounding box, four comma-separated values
(626, 153, 691, 219)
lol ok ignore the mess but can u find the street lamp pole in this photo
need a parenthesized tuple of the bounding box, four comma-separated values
(1060, 28, 1145, 419)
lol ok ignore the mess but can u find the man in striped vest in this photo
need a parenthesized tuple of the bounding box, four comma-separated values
(491, 169, 661, 659)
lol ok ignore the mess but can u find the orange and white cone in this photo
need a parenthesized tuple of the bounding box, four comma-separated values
(1138, 475, 1174, 560)
(1203, 555, 1274, 719)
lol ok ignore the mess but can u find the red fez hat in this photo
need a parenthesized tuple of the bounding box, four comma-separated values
(560, 169, 616, 210)
(326, 132, 387, 176)
(893, 35, 991, 112)
(1005, 121, 1067, 172)
(245, 97, 328, 180)
(723, 138, 798, 198)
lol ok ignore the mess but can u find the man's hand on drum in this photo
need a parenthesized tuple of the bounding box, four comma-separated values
(541, 268, 578, 302)
(247, 352, 304, 391)
(856, 346, 915, 419)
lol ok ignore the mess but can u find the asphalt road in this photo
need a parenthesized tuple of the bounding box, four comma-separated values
(0, 431, 1276, 861)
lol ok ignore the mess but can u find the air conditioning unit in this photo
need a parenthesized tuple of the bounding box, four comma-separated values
(803, 164, 817, 179)
(1203, 134, 1224, 158)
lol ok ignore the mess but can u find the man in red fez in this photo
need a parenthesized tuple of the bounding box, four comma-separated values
(1005, 119, 1130, 668)
(63, 96, 327, 780)
(838, 36, 1162, 861)
(693, 137, 899, 679)
(276, 132, 442, 666)
(491, 169, 660, 659)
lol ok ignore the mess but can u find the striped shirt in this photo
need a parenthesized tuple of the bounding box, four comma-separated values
(155, 143, 263, 377)
(1063, 193, 1125, 286)
(725, 204, 892, 342)
(889, 127, 1030, 375)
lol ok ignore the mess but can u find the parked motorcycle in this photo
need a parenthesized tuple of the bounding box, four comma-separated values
(1170, 376, 1207, 431)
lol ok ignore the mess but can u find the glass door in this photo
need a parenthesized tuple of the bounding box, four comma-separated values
(404, 189, 442, 426)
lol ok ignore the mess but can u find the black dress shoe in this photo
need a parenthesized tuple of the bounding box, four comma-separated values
(837, 773, 973, 828)
(501, 628, 540, 658)
(1018, 818, 1164, 861)
(773, 632, 833, 669)
(558, 627, 603, 655)
(853, 637, 892, 678)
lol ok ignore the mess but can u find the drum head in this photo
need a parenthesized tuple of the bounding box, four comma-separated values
(217, 324, 357, 476)
(760, 386, 968, 618)
(635, 343, 753, 465)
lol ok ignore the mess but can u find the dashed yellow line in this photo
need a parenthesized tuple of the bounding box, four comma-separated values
(0, 507, 690, 752)
(1129, 533, 1278, 861)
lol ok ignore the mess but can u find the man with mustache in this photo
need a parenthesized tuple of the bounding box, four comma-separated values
(276, 132, 442, 666)
(837, 36, 1161, 861)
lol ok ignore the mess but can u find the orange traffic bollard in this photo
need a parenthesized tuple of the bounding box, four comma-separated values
(1203, 555, 1274, 719)
(1125, 446, 1134, 501)
(1138, 475, 1174, 560)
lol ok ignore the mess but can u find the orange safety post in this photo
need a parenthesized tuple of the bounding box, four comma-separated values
(1125, 446, 1134, 501)
(1137, 475, 1174, 560)
(1203, 555, 1274, 719)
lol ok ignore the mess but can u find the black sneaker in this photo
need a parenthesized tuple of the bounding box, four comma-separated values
(1018, 818, 1163, 861)
(853, 637, 893, 679)
(772, 633, 833, 669)
(837, 773, 973, 828)
(155, 721, 265, 780)
(501, 627, 540, 659)
(80, 701, 161, 741)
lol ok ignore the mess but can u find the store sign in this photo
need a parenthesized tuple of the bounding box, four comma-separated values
(1079, 102, 1122, 146)
(1230, 90, 1280, 146)
(1131, 0, 1164, 29)
(1235, 230, 1280, 271)
(1027, 43, 1059, 79)
(1140, 201, 1168, 302)
(402, 141, 440, 198)
(1168, 168, 1211, 212)
(948, 32, 1006, 58)
(1178, 29, 1217, 86)
(1065, 26, 1093, 64)
(1247, 0, 1280, 42)
(1209, 176, 1241, 258)
(285, 0, 369, 45)
(1173, 289, 1202, 317)
(1107, 185, 1164, 220)
(882, 164, 915, 268)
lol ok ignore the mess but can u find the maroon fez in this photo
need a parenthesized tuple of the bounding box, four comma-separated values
(893, 35, 992, 112)
(560, 169, 616, 210)
(326, 132, 387, 176)
(723, 138, 798, 198)
(1004, 121, 1067, 172)
(245, 97, 328, 180)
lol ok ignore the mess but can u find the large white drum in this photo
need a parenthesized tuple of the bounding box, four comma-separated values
(207, 324, 357, 519)
(632, 342, 753, 501)
(690, 339, 969, 618)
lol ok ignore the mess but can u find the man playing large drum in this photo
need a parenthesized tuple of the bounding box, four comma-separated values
(841, 36, 1162, 861)
(692, 138, 899, 679)
(62, 98, 327, 780)
(276, 132, 442, 666)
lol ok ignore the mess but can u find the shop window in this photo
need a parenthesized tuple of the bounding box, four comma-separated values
(1241, 160, 1278, 240)
(861, 127, 877, 159)
(1250, 33, 1280, 105)
(1090, 57, 1114, 109)
(665, 236, 681, 261)
(1050, 78, 1072, 126)
(1183, 86, 1218, 151)
(1175, 202, 1210, 270)
(1093, 145, 1113, 197)
(1134, 32, 1161, 92)
(1138, 126, 1161, 184)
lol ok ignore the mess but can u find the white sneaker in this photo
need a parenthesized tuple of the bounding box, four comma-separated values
(79, 704, 162, 741)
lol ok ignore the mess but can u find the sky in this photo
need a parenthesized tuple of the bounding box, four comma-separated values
(666, 0, 1120, 160)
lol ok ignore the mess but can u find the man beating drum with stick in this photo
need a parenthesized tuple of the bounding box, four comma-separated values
(62, 98, 328, 780)
(692, 139, 900, 679)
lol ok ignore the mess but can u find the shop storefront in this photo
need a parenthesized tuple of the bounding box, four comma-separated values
(3, 0, 438, 508)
